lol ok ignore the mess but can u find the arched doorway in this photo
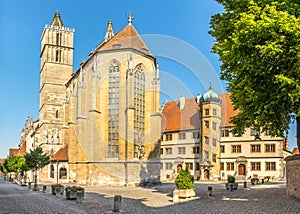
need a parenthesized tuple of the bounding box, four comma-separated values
(204, 169, 210, 179)
(238, 164, 246, 175)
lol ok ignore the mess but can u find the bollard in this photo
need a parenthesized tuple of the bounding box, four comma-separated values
(113, 195, 122, 212)
(230, 183, 233, 191)
(60, 187, 64, 195)
(43, 185, 47, 193)
(55, 186, 61, 197)
(207, 186, 212, 197)
(76, 191, 83, 204)
(244, 181, 247, 188)
(173, 191, 179, 204)
(28, 182, 31, 190)
(261, 179, 264, 184)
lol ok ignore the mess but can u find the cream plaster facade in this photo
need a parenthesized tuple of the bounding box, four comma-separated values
(160, 89, 222, 182)
(220, 128, 291, 181)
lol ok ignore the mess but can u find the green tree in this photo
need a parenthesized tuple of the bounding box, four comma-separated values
(7, 156, 28, 173)
(0, 158, 9, 174)
(175, 169, 194, 189)
(210, 0, 300, 149)
(1, 155, 28, 182)
(25, 147, 50, 190)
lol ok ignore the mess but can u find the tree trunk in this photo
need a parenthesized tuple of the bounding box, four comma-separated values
(33, 171, 38, 191)
(297, 116, 300, 151)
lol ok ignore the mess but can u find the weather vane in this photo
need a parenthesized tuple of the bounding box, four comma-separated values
(126, 11, 134, 25)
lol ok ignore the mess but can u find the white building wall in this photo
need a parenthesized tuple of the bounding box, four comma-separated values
(160, 130, 201, 181)
(220, 127, 287, 180)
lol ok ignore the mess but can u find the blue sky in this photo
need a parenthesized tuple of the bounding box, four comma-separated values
(0, 1, 297, 157)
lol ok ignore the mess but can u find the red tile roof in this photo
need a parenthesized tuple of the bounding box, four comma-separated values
(97, 25, 153, 57)
(292, 147, 299, 155)
(9, 148, 19, 156)
(50, 145, 68, 161)
(17, 141, 27, 156)
(161, 98, 200, 132)
(219, 94, 239, 127)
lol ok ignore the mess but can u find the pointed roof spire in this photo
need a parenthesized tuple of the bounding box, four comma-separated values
(50, 11, 64, 27)
(104, 20, 114, 42)
(126, 12, 134, 25)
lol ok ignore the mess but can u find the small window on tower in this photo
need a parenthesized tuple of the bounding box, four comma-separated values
(56, 50, 59, 62)
(55, 110, 59, 118)
(56, 32, 62, 46)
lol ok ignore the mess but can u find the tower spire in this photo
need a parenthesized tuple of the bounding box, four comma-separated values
(50, 11, 64, 27)
(104, 20, 114, 42)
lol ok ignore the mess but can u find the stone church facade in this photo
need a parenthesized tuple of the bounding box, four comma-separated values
(24, 12, 161, 186)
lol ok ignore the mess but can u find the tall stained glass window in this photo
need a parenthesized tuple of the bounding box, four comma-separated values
(108, 62, 120, 158)
(134, 64, 145, 158)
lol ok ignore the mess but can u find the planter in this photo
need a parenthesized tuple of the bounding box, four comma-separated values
(225, 182, 238, 190)
(251, 178, 259, 185)
(68, 190, 76, 200)
(173, 188, 196, 198)
(65, 186, 85, 200)
(51, 184, 63, 195)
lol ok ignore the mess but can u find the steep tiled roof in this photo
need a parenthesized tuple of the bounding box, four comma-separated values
(161, 98, 200, 132)
(50, 145, 68, 161)
(292, 147, 299, 155)
(9, 148, 19, 156)
(219, 94, 239, 127)
(97, 24, 153, 57)
(17, 141, 27, 156)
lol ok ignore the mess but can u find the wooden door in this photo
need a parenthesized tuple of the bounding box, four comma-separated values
(238, 164, 246, 175)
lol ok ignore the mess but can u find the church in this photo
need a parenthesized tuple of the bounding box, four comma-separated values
(20, 12, 161, 186)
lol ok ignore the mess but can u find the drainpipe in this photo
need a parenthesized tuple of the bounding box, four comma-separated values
(56, 161, 59, 184)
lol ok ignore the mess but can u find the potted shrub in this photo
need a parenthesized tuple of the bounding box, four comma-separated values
(51, 183, 63, 195)
(65, 186, 85, 200)
(225, 176, 238, 190)
(174, 168, 195, 198)
(251, 178, 260, 185)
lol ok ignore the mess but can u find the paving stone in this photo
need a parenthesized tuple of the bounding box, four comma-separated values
(1, 176, 300, 214)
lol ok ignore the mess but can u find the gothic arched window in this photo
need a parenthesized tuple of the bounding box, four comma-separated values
(108, 61, 120, 158)
(59, 167, 67, 179)
(56, 32, 62, 46)
(50, 165, 54, 178)
(133, 64, 145, 158)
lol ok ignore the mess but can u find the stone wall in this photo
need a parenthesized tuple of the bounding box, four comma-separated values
(286, 154, 300, 199)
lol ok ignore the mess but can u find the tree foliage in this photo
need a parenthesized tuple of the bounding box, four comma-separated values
(24, 147, 50, 172)
(175, 169, 194, 189)
(0, 158, 9, 173)
(1, 155, 28, 173)
(210, 0, 300, 137)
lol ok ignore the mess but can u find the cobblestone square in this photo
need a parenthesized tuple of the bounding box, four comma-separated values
(1, 176, 300, 213)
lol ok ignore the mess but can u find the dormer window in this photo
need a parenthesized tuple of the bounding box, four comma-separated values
(112, 44, 121, 48)
(141, 48, 148, 52)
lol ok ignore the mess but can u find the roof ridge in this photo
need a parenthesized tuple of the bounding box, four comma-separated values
(97, 24, 153, 56)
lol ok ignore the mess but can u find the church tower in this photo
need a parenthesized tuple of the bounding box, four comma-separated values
(39, 12, 74, 156)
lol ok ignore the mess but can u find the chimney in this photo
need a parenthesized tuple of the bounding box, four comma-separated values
(196, 93, 201, 103)
(180, 95, 185, 110)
